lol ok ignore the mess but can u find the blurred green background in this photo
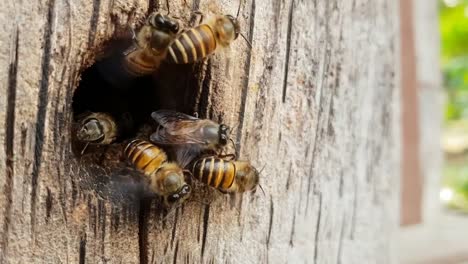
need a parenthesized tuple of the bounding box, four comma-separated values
(440, 0, 468, 211)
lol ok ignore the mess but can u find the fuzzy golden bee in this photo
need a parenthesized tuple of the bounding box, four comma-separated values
(165, 12, 242, 64)
(124, 139, 191, 206)
(123, 12, 180, 76)
(76, 112, 119, 145)
(192, 157, 259, 193)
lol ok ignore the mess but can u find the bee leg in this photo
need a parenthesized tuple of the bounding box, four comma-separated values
(217, 188, 229, 195)
(182, 169, 194, 184)
(228, 138, 238, 158)
(190, 11, 205, 25)
(218, 153, 236, 161)
(80, 142, 90, 156)
(130, 27, 137, 41)
(161, 206, 179, 222)
(122, 27, 140, 56)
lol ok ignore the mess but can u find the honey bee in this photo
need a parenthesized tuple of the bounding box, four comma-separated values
(123, 12, 180, 76)
(165, 1, 248, 64)
(150, 110, 231, 155)
(76, 112, 119, 145)
(124, 139, 191, 206)
(192, 157, 259, 193)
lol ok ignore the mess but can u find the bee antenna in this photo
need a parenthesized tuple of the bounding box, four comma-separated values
(258, 184, 266, 196)
(236, 0, 244, 19)
(229, 138, 237, 149)
(183, 169, 193, 177)
(259, 164, 266, 174)
(230, 123, 239, 133)
(240, 33, 252, 49)
(161, 206, 180, 222)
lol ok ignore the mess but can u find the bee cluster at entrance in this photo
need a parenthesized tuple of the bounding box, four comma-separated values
(71, 3, 261, 209)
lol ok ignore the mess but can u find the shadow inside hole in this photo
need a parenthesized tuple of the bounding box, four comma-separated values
(70, 38, 208, 209)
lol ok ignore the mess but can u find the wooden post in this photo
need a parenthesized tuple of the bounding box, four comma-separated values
(0, 0, 400, 262)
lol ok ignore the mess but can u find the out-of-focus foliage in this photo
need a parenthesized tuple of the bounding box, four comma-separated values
(442, 121, 468, 213)
(440, 0, 468, 120)
(442, 162, 468, 212)
(440, 0, 468, 213)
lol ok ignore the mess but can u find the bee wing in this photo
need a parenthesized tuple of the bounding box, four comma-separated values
(84, 163, 156, 206)
(174, 145, 203, 168)
(150, 127, 207, 145)
(150, 110, 209, 145)
(151, 110, 199, 128)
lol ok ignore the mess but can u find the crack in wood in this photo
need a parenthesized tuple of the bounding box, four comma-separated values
(150, 249, 155, 264)
(30, 0, 56, 238)
(235, 0, 255, 156)
(197, 60, 213, 117)
(200, 204, 210, 258)
(170, 208, 179, 248)
(138, 200, 151, 264)
(236, 193, 244, 227)
(313, 192, 322, 263)
(173, 240, 179, 264)
(349, 170, 358, 240)
(1, 27, 19, 263)
(338, 171, 344, 198)
(285, 161, 293, 190)
(45, 187, 53, 222)
(266, 195, 274, 248)
(79, 233, 87, 264)
(305, 28, 332, 215)
(147, 0, 159, 15)
(336, 212, 345, 264)
(98, 200, 107, 257)
(281, 0, 295, 103)
(88, 0, 101, 48)
(20, 126, 27, 157)
(289, 208, 296, 246)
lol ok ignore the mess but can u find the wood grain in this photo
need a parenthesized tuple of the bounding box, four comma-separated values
(0, 0, 400, 263)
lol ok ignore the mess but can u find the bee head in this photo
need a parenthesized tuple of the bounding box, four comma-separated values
(235, 162, 259, 192)
(164, 184, 192, 207)
(77, 118, 104, 143)
(214, 15, 239, 47)
(149, 13, 180, 34)
(225, 15, 240, 40)
(146, 13, 179, 52)
(219, 124, 230, 146)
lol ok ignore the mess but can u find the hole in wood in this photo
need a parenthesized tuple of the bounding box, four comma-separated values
(70, 37, 210, 208)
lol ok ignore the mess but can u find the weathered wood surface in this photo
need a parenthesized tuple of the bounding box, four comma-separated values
(0, 0, 400, 263)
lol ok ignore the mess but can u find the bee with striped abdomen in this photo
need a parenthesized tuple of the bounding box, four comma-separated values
(123, 12, 180, 76)
(192, 157, 259, 193)
(124, 139, 191, 206)
(150, 110, 232, 167)
(165, 0, 248, 64)
(76, 112, 119, 145)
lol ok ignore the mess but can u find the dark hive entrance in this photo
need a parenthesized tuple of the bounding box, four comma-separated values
(70, 39, 207, 205)
(72, 40, 204, 156)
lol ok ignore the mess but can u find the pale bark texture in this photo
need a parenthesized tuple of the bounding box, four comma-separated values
(0, 0, 400, 263)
